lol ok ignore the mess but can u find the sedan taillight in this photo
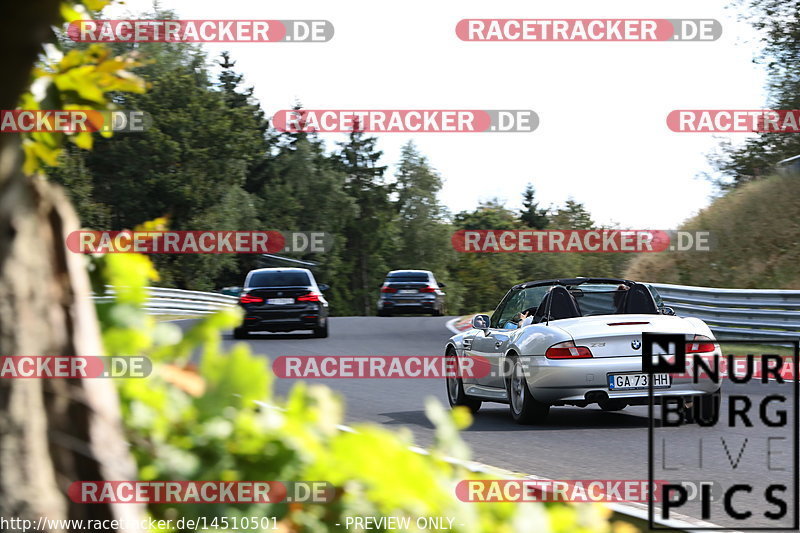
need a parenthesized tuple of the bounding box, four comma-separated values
(381, 286, 397, 293)
(297, 292, 321, 302)
(686, 334, 717, 353)
(419, 286, 436, 293)
(545, 341, 593, 359)
(239, 293, 264, 304)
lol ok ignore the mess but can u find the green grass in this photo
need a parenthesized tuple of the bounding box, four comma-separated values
(719, 342, 796, 358)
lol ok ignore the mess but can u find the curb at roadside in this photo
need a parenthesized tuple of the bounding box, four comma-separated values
(446, 314, 477, 335)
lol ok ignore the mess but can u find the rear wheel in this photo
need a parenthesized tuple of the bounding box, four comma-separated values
(600, 400, 627, 412)
(508, 356, 549, 424)
(445, 349, 481, 413)
(313, 321, 329, 338)
(377, 309, 390, 317)
(233, 327, 249, 339)
(686, 389, 721, 424)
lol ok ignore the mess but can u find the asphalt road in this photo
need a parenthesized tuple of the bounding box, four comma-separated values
(205, 316, 797, 530)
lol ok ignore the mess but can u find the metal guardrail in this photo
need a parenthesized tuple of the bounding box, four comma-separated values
(651, 282, 800, 340)
(93, 286, 238, 315)
(93, 283, 800, 341)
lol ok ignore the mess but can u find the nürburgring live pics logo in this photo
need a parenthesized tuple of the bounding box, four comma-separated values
(644, 333, 798, 530)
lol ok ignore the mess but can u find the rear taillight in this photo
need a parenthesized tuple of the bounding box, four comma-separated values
(545, 341, 593, 359)
(686, 334, 717, 353)
(419, 286, 436, 293)
(297, 292, 321, 302)
(381, 286, 397, 293)
(239, 293, 264, 304)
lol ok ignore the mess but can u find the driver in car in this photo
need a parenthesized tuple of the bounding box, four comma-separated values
(503, 306, 537, 329)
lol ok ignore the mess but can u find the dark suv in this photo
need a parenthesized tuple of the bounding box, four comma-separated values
(377, 270, 446, 316)
(233, 268, 329, 338)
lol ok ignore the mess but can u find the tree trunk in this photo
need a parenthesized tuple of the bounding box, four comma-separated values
(0, 2, 144, 530)
(0, 138, 144, 532)
(361, 253, 370, 315)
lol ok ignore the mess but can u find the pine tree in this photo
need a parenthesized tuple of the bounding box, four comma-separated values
(519, 183, 549, 229)
(550, 198, 594, 230)
(393, 142, 449, 270)
(334, 127, 392, 315)
(710, 0, 800, 187)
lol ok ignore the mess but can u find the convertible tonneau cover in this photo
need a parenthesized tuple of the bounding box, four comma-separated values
(514, 277, 636, 290)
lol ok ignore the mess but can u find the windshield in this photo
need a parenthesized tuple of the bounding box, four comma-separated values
(491, 286, 549, 328)
(386, 272, 429, 282)
(491, 282, 640, 327)
(247, 271, 311, 287)
(645, 283, 664, 307)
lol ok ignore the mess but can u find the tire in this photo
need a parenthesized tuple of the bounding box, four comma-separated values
(445, 349, 481, 413)
(313, 321, 329, 338)
(600, 400, 627, 412)
(507, 356, 549, 424)
(377, 310, 389, 317)
(233, 327, 250, 339)
(688, 389, 721, 425)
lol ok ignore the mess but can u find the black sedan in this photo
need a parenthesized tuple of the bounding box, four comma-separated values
(233, 268, 329, 338)
(377, 269, 446, 316)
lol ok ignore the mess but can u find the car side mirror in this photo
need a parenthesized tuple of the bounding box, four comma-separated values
(438, 282, 447, 288)
(221, 286, 242, 297)
(471, 314, 491, 331)
(318, 284, 330, 292)
(660, 306, 676, 316)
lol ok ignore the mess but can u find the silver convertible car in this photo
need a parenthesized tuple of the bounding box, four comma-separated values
(445, 278, 722, 424)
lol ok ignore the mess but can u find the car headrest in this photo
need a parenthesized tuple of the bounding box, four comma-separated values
(534, 286, 582, 322)
(621, 284, 659, 314)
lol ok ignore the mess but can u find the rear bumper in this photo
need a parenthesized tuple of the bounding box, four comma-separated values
(521, 354, 721, 405)
(378, 297, 438, 312)
(239, 307, 324, 332)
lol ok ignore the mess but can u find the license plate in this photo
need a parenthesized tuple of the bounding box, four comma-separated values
(398, 289, 418, 294)
(608, 373, 671, 390)
(267, 298, 294, 305)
